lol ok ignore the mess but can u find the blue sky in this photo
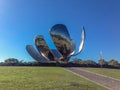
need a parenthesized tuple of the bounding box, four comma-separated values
(0, 0, 120, 62)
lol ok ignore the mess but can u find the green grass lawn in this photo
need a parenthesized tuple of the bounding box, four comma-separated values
(0, 67, 107, 90)
(80, 68, 120, 80)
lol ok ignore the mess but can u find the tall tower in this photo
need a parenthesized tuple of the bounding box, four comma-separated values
(100, 51, 102, 60)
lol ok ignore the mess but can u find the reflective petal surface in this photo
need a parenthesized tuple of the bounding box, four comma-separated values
(35, 35, 54, 61)
(68, 39, 76, 56)
(50, 24, 73, 60)
(26, 24, 85, 62)
(51, 49, 63, 60)
(73, 26, 85, 56)
(26, 45, 47, 62)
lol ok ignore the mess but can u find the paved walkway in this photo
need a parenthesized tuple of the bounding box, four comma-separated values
(65, 67, 120, 90)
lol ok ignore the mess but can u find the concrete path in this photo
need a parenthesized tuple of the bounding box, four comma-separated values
(65, 67, 120, 90)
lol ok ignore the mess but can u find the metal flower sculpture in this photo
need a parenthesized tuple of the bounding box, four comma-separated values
(26, 24, 85, 62)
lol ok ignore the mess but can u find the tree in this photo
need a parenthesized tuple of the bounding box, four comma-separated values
(98, 59, 107, 68)
(83, 60, 97, 67)
(108, 59, 120, 68)
(72, 58, 83, 64)
(4, 58, 19, 66)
